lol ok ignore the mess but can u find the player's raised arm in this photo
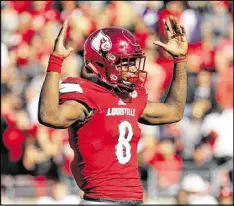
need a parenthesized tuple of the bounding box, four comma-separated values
(38, 21, 88, 129)
(139, 16, 188, 125)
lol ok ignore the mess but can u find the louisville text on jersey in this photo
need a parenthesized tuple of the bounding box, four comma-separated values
(106, 108, 135, 116)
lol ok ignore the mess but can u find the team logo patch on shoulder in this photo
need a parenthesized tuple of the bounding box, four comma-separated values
(59, 82, 83, 94)
(91, 30, 112, 53)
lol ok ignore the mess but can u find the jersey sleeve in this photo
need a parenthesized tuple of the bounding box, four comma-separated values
(59, 77, 97, 110)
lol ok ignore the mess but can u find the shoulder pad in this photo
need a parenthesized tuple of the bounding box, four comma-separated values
(59, 82, 83, 94)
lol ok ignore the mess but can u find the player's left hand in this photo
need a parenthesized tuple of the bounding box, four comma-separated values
(154, 15, 188, 57)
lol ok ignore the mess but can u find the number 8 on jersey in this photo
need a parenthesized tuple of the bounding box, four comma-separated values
(115, 121, 133, 164)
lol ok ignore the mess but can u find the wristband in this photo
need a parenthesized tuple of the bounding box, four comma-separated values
(47, 54, 64, 73)
(173, 56, 187, 63)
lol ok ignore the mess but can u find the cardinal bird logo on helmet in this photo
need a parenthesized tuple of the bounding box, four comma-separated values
(91, 30, 112, 53)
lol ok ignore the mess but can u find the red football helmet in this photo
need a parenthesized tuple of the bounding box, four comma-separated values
(84, 27, 147, 90)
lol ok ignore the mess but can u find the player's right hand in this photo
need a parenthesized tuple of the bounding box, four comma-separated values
(52, 20, 74, 58)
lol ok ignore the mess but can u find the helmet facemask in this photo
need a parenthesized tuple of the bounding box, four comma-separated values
(99, 52, 147, 90)
(115, 55, 147, 90)
(85, 52, 147, 93)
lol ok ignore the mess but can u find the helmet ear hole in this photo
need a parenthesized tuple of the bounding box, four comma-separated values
(96, 62, 105, 68)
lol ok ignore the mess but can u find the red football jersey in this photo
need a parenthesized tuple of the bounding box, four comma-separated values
(59, 77, 147, 201)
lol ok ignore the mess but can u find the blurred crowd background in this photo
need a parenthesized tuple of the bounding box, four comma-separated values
(1, 1, 233, 204)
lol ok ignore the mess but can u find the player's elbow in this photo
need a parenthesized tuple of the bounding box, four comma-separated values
(38, 111, 63, 128)
(165, 100, 186, 123)
(38, 104, 52, 125)
(171, 106, 184, 122)
(38, 112, 53, 126)
(38, 117, 67, 129)
(155, 109, 183, 125)
(173, 113, 183, 123)
(161, 112, 183, 124)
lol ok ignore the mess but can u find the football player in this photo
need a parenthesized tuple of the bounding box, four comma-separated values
(38, 15, 188, 204)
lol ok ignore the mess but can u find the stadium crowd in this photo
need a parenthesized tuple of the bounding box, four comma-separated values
(1, 1, 233, 204)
